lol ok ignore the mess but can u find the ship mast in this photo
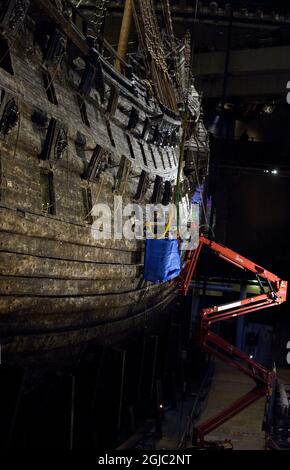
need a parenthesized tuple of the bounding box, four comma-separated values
(116, 0, 133, 72)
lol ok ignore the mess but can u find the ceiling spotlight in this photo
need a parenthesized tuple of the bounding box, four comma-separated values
(271, 169, 278, 175)
(262, 105, 275, 115)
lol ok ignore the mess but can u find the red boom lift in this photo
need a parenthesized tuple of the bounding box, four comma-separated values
(178, 235, 288, 447)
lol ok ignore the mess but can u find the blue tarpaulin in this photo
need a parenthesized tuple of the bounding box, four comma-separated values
(144, 238, 181, 284)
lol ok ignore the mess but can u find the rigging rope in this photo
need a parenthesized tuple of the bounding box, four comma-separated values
(173, 0, 199, 206)
(187, 0, 199, 105)
(131, 0, 178, 112)
(160, 0, 179, 88)
(192, 129, 213, 236)
(90, 0, 110, 38)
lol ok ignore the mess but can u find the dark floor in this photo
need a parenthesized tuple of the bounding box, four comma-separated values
(196, 360, 266, 450)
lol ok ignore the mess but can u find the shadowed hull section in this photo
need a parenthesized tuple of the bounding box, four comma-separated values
(0, 206, 177, 360)
(1, 289, 176, 363)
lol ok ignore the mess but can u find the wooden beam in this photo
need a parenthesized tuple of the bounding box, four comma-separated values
(32, 0, 88, 55)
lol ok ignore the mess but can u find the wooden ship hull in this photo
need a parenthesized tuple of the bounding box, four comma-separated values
(0, 0, 208, 362)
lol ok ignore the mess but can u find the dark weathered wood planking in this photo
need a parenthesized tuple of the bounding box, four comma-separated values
(2, 290, 176, 355)
(0, 252, 142, 279)
(0, 231, 143, 265)
(0, 276, 147, 296)
(0, 207, 141, 251)
(0, 283, 173, 318)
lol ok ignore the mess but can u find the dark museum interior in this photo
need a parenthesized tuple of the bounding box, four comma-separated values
(0, 0, 289, 453)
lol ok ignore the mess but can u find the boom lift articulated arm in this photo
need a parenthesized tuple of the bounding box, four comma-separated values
(178, 235, 288, 447)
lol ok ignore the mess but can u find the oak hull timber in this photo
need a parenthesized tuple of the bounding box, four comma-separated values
(0, 0, 207, 363)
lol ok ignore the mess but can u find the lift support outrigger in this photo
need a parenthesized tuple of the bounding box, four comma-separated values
(178, 235, 288, 447)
